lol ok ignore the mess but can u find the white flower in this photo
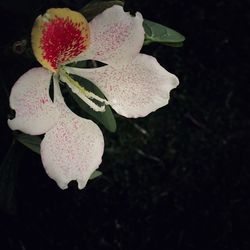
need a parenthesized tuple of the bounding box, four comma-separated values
(8, 6, 179, 189)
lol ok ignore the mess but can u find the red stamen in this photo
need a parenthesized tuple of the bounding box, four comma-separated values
(41, 17, 88, 70)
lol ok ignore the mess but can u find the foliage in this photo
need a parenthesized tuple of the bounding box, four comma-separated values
(143, 19, 185, 46)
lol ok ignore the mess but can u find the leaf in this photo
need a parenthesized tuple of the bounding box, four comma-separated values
(161, 42, 184, 47)
(16, 133, 41, 154)
(143, 19, 185, 46)
(89, 170, 102, 180)
(79, 0, 124, 21)
(67, 74, 117, 133)
(66, 60, 106, 68)
(66, 60, 87, 68)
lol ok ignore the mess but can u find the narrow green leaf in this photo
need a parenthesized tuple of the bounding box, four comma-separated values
(67, 74, 117, 132)
(89, 170, 102, 180)
(66, 60, 106, 68)
(79, 0, 124, 21)
(161, 42, 184, 47)
(66, 60, 87, 68)
(143, 19, 185, 46)
(16, 133, 41, 154)
(144, 40, 184, 47)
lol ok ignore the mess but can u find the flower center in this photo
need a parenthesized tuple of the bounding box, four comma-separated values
(41, 17, 88, 71)
(32, 8, 90, 72)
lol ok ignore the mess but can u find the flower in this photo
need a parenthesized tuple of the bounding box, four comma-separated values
(8, 6, 179, 189)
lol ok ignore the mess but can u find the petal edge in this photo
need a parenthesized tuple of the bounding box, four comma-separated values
(8, 67, 60, 135)
(41, 81, 104, 189)
(72, 5, 145, 68)
(66, 54, 179, 118)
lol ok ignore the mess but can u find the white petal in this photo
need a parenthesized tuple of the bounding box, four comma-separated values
(72, 5, 144, 68)
(41, 81, 104, 189)
(8, 67, 60, 135)
(66, 54, 179, 118)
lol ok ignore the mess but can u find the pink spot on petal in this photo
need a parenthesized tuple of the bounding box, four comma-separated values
(40, 97, 49, 104)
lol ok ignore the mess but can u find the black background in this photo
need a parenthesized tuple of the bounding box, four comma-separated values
(0, 0, 250, 249)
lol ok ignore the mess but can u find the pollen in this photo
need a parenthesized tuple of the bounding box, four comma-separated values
(32, 8, 90, 72)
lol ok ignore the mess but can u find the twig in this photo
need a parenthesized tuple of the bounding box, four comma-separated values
(185, 112, 210, 131)
(135, 148, 164, 166)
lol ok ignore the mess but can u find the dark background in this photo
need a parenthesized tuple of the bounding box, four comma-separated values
(0, 0, 250, 249)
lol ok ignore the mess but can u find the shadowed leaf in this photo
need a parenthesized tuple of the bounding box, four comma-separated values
(89, 170, 102, 180)
(16, 133, 41, 154)
(67, 74, 117, 133)
(143, 19, 185, 46)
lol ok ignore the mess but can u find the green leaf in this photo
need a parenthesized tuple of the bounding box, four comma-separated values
(143, 19, 185, 46)
(79, 0, 124, 21)
(67, 74, 117, 133)
(89, 170, 102, 180)
(66, 60, 106, 68)
(161, 42, 184, 47)
(66, 60, 87, 68)
(16, 133, 41, 154)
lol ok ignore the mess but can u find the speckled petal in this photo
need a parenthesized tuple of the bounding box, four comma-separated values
(72, 5, 144, 68)
(8, 67, 60, 135)
(40, 80, 104, 189)
(66, 54, 179, 118)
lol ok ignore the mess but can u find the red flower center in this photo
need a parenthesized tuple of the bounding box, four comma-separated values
(41, 17, 88, 70)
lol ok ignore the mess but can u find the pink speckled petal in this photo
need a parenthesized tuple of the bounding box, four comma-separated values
(8, 67, 60, 135)
(41, 80, 104, 189)
(72, 5, 144, 68)
(66, 54, 179, 118)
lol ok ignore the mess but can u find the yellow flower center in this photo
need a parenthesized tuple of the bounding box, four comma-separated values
(31, 8, 90, 72)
